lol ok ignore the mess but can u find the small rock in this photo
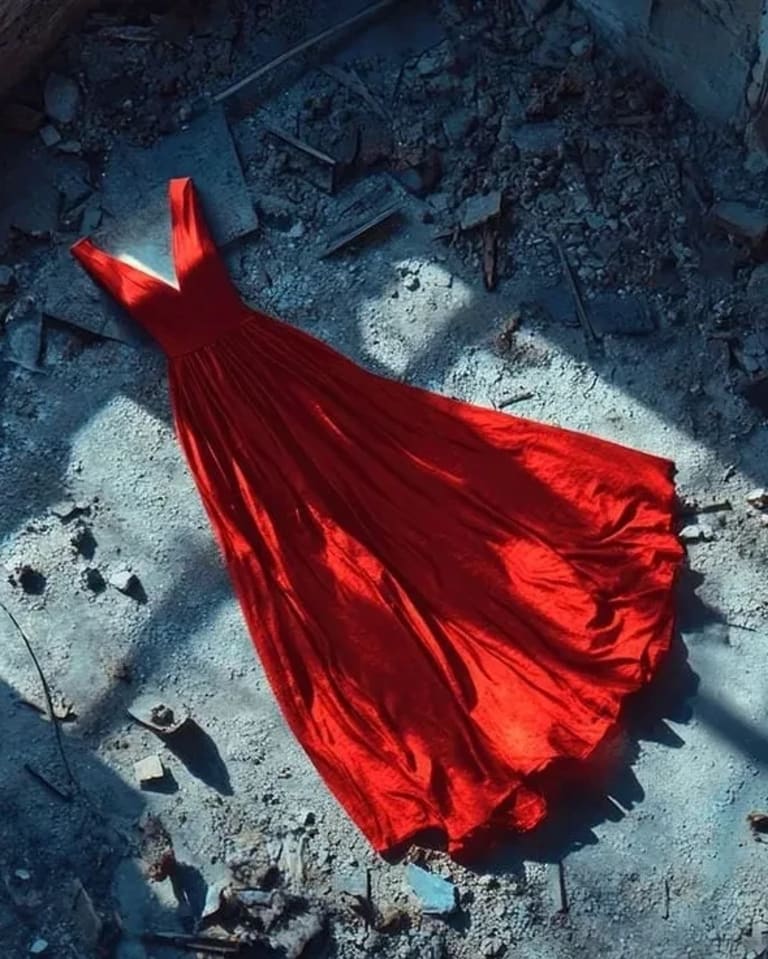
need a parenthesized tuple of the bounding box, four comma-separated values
(747, 264, 768, 305)
(29, 940, 48, 955)
(512, 122, 565, 159)
(15, 869, 31, 881)
(81, 201, 103, 234)
(109, 569, 140, 596)
(2, 296, 44, 372)
(459, 190, 502, 230)
(57, 140, 83, 155)
(679, 524, 715, 543)
(746, 488, 768, 509)
(288, 222, 306, 239)
(417, 51, 443, 77)
(406, 863, 457, 915)
(134, 754, 165, 786)
(442, 108, 477, 145)
(404, 275, 420, 291)
(44, 73, 81, 124)
(39, 125, 62, 148)
(570, 36, 593, 58)
(711, 200, 768, 244)
(0, 265, 16, 291)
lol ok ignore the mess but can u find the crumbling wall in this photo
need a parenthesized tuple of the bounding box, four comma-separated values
(576, 0, 765, 127)
(0, 0, 93, 97)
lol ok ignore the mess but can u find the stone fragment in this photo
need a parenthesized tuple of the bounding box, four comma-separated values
(459, 190, 502, 230)
(134, 755, 165, 785)
(0, 265, 15, 291)
(679, 524, 715, 543)
(2, 296, 44, 372)
(442, 108, 477, 145)
(512, 122, 564, 158)
(570, 36, 593, 58)
(29, 940, 48, 955)
(711, 201, 768, 244)
(44, 74, 81, 124)
(109, 569, 140, 595)
(746, 488, 768, 509)
(747, 263, 768, 304)
(406, 864, 457, 915)
(39, 125, 61, 148)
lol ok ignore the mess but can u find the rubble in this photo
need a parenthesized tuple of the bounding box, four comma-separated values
(2, 296, 44, 372)
(710, 201, 768, 244)
(127, 693, 190, 736)
(28, 939, 48, 955)
(679, 523, 715, 543)
(746, 489, 768, 509)
(39, 125, 61, 148)
(108, 568, 141, 597)
(0, 265, 15, 291)
(134, 754, 166, 786)
(459, 190, 502, 231)
(406, 864, 457, 916)
(43, 74, 80, 125)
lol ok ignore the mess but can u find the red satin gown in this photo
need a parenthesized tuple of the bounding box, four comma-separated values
(72, 177, 683, 858)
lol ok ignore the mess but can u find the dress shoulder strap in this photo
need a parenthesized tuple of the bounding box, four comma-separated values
(70, 237, 174, 313)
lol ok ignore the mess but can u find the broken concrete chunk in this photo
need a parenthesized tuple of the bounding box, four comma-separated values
(747, 263, 768, 305)
(134, 755, 165, 786)
(589, 293, 654, 336)
(2, 296, 44, 372)
(442, 108, 477, 145)
(44, 74, 81, 124)
(459, 190, 502, 231)
(512, 122, 564, 158)
(406, 864, 457, 915)
(0, 265, 15, 291)
(127, 693, 190, 736)
(679, 523, 715, 543)
(711, 200, 768, 244)
(746, 488, 768, 509)
(39, 125, 61, 148)
(109, 568, 140, 595)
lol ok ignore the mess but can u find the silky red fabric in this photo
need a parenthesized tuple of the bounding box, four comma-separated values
(72, 178, 683, 858)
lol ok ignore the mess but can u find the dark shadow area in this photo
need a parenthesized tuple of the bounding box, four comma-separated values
(0, 671, 173, 956)
(164, 720, 233, 796)
(171, 862, 209, 928)
(694, 692, 768, 768)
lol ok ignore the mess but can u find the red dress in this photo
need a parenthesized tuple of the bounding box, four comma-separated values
(72, 177, 683, 858)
